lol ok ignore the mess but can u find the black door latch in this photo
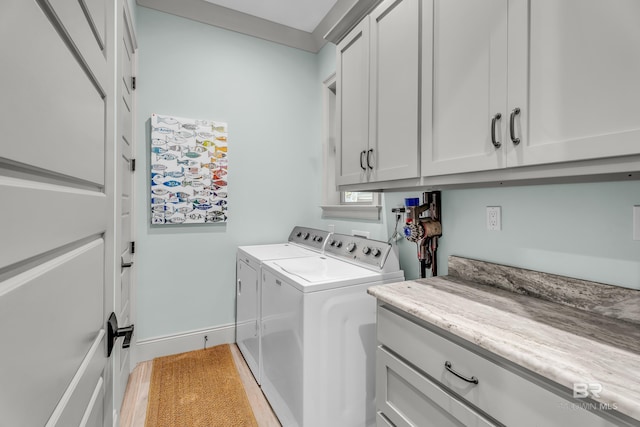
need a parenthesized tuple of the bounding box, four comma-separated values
(107, 312, 134, 357)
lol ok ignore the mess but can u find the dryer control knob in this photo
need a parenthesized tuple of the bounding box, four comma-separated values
(362, 246, 371, 255)
(329, 239, 336, 246)
(302, 232, 310, 240)
(316, 236, 323, 242)
(335, 241, 343, 248)
(371, 248, 382, 257)
(346, 242, 357, 253)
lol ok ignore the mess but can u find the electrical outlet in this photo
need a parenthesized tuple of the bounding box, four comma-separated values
(487, 206, 501, 231)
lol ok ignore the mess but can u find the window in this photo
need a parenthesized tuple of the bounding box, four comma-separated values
(321, 73, 381, 220)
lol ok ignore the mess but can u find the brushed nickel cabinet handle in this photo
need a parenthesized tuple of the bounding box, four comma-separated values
(491, 113, 502, 148)
(367, 149, 374, 170)
(510, 107, 521, 145)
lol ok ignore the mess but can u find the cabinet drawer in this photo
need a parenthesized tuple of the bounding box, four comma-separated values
(377, 305, 616, 427)
(377, 347, 497, 427)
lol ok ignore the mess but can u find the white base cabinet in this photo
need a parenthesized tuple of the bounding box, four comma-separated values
(375, 305, 624, 427)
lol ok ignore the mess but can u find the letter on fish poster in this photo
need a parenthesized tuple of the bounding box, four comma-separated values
(150, 113, 228, 224)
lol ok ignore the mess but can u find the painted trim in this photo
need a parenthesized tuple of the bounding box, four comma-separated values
(137, 0, 318, 52)
(133, 323, 235, 364)
(321, 204, 382, 220)
(324, 0, 382, 44)
(136, 0, 374, 52)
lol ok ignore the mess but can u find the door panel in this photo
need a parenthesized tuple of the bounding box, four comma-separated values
(80, 0, 107, 50)
(0, 0, 106, 185)
(369, 0, 420, 182)
(0, 178, 106, 270)
(336, 18, 370, 186)
(423, 0, 508, 176)
(508, 0, 640, 166)
(0, 241, 105, 426)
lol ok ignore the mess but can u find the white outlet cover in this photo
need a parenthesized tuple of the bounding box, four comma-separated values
(634, 206, 640, 241)
(487, 206, 501, 231)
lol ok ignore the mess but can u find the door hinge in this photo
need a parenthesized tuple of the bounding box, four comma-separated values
(131, 76, 136, 90)
(130, 241, 135, 254)
(131, 158, 136, 172)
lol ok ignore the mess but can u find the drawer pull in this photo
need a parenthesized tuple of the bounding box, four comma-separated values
(445, 361, 479, 385)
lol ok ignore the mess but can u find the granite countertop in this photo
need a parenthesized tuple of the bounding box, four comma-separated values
(368, 256, 640, 423)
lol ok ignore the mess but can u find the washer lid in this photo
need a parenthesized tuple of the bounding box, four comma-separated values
(266, 256, 380, 291)
(238, 243, 319, 266)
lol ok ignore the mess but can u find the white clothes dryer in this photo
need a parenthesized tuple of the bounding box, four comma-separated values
(260, 233, 404, 427)
(236, 226, 330, 384)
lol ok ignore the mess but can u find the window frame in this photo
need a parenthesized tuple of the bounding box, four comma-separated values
(320, 73, 381, 220)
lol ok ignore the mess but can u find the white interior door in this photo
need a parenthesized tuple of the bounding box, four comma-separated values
(0, 0, 115, 426)
(113, 0, 137, 417)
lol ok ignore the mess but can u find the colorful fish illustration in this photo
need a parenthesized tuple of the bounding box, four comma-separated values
(168, 215, 186, 224)
(154, 127, 173, 134)
(194, 204, 213, 211)
(165, 171, 184, 178)
(152, 188, 170, 196)
(163, 180, 182, 187)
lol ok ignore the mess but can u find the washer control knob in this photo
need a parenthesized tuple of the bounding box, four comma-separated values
(329, 239, 336, 247)
(335, 241, 343, 248)
(302, 232, 310, 240)
(316, 236, 323, 242)
(362, 246, 371, 255)
(346, 242, 357, 253)
(296, 232, 302, 237)
(371, 248, 382, 257)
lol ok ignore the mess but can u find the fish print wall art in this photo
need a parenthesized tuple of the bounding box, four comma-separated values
(150, 113, 228, 224)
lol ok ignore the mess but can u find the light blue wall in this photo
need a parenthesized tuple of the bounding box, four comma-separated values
(135, 7, 327, 340)
(385, 181, 640, 290)
(135, 9, 639, 342)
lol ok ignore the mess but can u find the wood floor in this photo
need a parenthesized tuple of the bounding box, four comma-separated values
(120, 344, 281, 427)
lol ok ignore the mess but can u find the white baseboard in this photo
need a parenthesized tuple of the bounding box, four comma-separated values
(132, 323, 236, 365)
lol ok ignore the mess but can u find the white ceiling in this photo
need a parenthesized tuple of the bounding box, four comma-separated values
(202, 0, 339, 33)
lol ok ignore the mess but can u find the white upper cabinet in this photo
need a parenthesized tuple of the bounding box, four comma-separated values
(508, 0, 640, 167)
(336, 18, 370, 186)
(336, 0, 421, 186)
(422, 0, 509, 176)
(423, 0, 640, 177)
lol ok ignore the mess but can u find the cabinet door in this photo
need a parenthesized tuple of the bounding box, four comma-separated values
(369, 0, 420, 182)
(508, 0, 640, 166)
(422, 0, 508, 176)
(336, 18, 370, 185)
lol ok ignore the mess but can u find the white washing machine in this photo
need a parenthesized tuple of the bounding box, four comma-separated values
(236, 226, 330, 385)
(260, 233, 404, 427)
